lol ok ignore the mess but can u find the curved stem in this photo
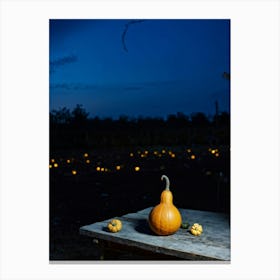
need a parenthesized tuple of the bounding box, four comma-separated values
(161, 175, 170, 191)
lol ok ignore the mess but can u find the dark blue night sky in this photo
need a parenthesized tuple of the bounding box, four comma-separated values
(49, 19, 230, 119)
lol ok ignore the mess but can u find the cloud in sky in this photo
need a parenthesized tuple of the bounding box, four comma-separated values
(50, 82, 96, 91)
(50, 54, 78, 73)
(50, 83, 71, 90)
(50, 79, 184, 94)
(123, 86, 143, 91)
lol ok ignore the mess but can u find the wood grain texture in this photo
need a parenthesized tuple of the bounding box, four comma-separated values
(80, 207, 230, 261)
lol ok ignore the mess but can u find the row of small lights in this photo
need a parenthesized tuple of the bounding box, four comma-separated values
(130, 149, 198, 159)
(50, 148, 221, 175)
(50, 159, 141, 175)
(49, 166, 141, 175)
(50, 159, 140, 170)
(51, 148, 218, 163)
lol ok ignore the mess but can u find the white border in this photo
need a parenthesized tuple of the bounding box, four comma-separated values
(0, 0, 279, 279)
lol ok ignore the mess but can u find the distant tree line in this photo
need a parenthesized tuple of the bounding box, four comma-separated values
(50, 104, 230, 150)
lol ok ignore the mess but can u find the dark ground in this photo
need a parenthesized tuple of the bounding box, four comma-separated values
(49, 145, 230, 260)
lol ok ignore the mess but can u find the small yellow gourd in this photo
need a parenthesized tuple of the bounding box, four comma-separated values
(190, 223, 203, 236)
(148, 175, 182, 235)
(107, 219, 122, 233)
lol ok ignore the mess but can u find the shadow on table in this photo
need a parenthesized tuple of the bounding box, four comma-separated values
(135, 219, 154, 235)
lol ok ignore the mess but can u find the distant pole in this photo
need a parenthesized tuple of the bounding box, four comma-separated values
(215, 100, 219, 127)
(222, 72, 230, 113)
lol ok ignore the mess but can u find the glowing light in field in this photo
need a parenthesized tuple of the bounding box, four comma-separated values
(101, 167, 105, 172)
(86, 159, 90, 164)
(72, 170, 77, 175)
(210, 148, 219, 156)
(51, 159, 55, 163)
(66, 159, 71, 163)
(153, 151, 158, 155)
(171, 153, 176, 158)
(134, 166, 140, 172)
(84, 153, 89, 157)
(191, 155, 196, 160)
(54, 163, 58, 168)
(116, 165, 121, 171)
(96, 167, 101, 171)
(144, 150, 149, 154)
(162, 149, 166, 154)
(187, 149, 191, 153)
(49, 164, 52, 168)
(105, 168, 108, 172)
(130, 153, 134, 157)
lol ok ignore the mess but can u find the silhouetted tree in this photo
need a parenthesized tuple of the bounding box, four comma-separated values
(71, 104, 89, 124)
(191, 112, 209, 127)
(49, 104, 229, 149)
(213, 112, 230, 126)
(50, 107, 72, 124)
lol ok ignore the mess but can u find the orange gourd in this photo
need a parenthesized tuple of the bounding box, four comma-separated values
(148, 175, 182, 235)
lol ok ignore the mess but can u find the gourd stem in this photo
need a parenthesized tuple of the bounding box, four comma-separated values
(161, 175, 170, 191)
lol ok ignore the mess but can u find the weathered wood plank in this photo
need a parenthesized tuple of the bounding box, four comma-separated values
(80, 207, 230, 261)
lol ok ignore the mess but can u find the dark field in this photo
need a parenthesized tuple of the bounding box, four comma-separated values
(49, 145, 230, 260)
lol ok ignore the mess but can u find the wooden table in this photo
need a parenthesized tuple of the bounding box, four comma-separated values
(79, 207, 230, 261)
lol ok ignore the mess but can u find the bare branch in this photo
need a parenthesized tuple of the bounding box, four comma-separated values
(121, 20, 145, 52)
